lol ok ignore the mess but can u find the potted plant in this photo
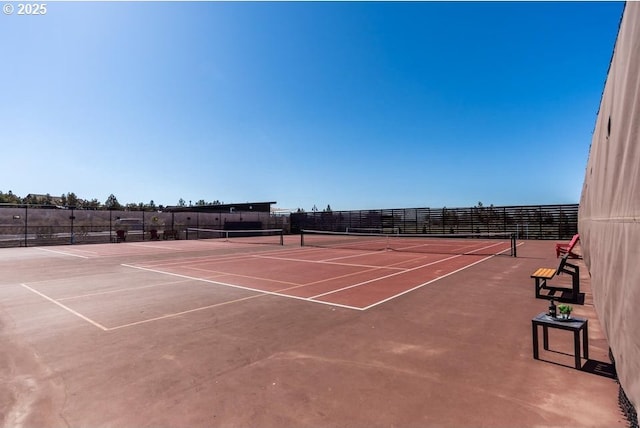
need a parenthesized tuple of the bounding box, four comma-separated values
(558, 304, 573, 320)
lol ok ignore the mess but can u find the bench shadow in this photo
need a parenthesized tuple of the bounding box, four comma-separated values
(550, 291, 585, 305)
(563, 291, 585, 305)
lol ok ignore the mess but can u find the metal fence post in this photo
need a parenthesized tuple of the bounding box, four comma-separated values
(24, 205, 28, 247)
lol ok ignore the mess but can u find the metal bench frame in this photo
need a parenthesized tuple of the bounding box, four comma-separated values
(531, 254, 580, 303)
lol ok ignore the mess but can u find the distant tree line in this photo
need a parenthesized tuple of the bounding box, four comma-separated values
(296, 204, 332, 213)
(0, 190, 223, 211)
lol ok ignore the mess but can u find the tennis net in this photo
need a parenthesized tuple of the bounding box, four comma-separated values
(300, 230, 517, 256)
(186, 228, 284, 245)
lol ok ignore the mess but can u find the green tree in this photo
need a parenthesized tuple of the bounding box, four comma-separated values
(105, 194, 121, 209)
(66, 192, 79, 207)
(85, 198, 100, 209)
(0, 190, 21, 204)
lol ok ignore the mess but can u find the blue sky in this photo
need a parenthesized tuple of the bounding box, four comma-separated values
(1, 1, 624, 211)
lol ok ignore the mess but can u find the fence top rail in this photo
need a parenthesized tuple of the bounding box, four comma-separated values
(292, 203, 579, 215)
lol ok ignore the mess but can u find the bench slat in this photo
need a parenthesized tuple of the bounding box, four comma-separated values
(531, 268, 556, 279)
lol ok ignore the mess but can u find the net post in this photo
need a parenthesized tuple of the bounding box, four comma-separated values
(279, 229, 284, 246)
(511, 233, 517, 257)
(301, 230, 305, 247)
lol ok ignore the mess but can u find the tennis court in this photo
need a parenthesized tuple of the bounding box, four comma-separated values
(22, 231, 517, 332)
(0, 235, 623, 427)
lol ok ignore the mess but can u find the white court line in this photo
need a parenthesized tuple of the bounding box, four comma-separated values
(30, 244, 515, 332)
(35, 247, 90, 259)
(251, 254, 407, 271)
(169, 257, 402, 297)
(182, 254, 420, 294)
(121, 263, 308, 296)
(361, 253, 499, 310)
(310, 239, 513, 301)
(124, 243, 514, 314)
(393, 239, 508, 254)
(175, 253, 410, 289)
(128, 243, 521, 323)
(322, 251, 440, 270)
(309, 253, 463, 299)
(181, 264, 301, 287)
(106, 294, 265, 330)
(20, 283, 109, 331)
(57, 279, 193, 301)
(130, 243, 185, 251)
(320, 250, 397, 262)
(122, 263, 365, 312)
(279, 265, 393, 290)
(131, 247, 300, 269)
(132, 254, 254, 269)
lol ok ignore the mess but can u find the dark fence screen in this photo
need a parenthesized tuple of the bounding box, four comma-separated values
(0, 204, 289, 248)
(0, 203, 577, 248)
(291, 204, 579, 240)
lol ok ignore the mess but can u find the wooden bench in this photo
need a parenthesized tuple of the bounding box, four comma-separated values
(531, 254, 581, 303)
(556, 233, 580, 258)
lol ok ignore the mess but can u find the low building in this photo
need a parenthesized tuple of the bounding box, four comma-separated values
(165, 201, 276, 214)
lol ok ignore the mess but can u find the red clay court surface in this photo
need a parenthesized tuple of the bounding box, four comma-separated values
(0, 236, 627, 427)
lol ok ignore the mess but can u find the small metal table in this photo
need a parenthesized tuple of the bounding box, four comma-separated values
(532, 312, 588, 369)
